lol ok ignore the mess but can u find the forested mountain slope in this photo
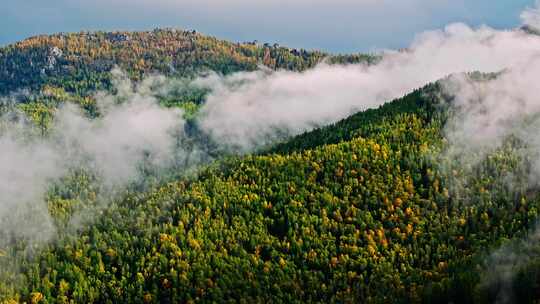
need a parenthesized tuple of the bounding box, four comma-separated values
(269, 83, 442, 155)
(1, 31, 540, 304)
(1, 78, 540, 303)
(0, 29, 376, 95)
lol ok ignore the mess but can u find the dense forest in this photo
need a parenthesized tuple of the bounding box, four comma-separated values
(0, 29, 376, 96)
(1, 30, 540, 304)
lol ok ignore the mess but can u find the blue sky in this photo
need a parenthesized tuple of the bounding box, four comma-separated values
(0, 0, 535, 53)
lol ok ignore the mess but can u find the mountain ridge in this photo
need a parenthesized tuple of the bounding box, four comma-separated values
(0, 29, 378, 96)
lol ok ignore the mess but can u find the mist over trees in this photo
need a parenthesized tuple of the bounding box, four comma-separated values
(3, 6, 540, 303)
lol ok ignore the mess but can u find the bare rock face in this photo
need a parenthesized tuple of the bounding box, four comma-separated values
(50, 46, 63, 58)
(46, 46, 63, 71)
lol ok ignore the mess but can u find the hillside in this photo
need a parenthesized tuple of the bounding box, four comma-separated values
(1, 77, 539, 303)
(0, 29, 376, 96)
(1, 31, 540, 304)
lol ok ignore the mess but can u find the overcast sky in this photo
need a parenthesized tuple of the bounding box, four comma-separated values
(0, 0, 535, 53)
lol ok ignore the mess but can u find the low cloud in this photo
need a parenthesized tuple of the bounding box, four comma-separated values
(194, 23, 540, 151)
(0, 70, 185, 249)
(522, 0, 540, 31)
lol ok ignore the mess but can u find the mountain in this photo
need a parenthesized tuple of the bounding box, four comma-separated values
(1, 31, 540, 304)
(0, 29, 377, 96)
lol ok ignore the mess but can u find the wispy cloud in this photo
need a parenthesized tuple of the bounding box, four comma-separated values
(522, 0, 540, 30)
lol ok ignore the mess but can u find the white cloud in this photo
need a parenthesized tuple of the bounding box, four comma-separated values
(521, 0, 540, 30)
(195, 23, 540, 151)
(0, 70, 185, 246)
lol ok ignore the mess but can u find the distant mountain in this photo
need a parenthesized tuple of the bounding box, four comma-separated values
(0, 29, 377, 95)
